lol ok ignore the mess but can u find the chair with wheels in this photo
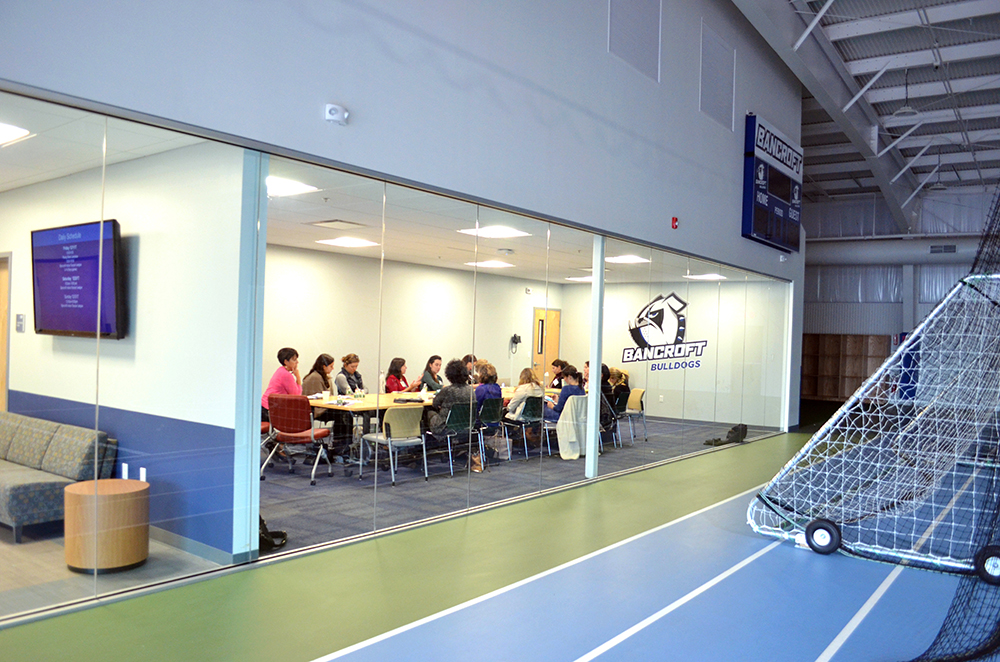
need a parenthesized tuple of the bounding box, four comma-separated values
(261, 394, 332, 485)
(625, 388, 647, 441)
(502, 396, 544, 460)
(362, 406, 427, 486)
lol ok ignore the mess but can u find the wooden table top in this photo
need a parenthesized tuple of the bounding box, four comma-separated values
(309, 392, 434, 412)
(65, 479, 150, 496)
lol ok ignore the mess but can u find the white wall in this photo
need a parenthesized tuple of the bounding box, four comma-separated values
(0, 0, 803, 282)
(263, 245, 563, 388)
(0, 142, 247, 427)
(592, 280, 789, 427)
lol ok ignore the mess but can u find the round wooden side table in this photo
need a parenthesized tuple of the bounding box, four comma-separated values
(64, 478, 150, 574)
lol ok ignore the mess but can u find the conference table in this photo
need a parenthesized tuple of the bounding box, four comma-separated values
(308, 392, 433, 477)
(308, 391, 434, 413)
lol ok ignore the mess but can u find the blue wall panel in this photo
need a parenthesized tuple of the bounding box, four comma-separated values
(9, 390, 235, 554)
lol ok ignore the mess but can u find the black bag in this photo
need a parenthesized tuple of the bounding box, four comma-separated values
(259, 515, 287, 553)
(725, 424, 748, 444)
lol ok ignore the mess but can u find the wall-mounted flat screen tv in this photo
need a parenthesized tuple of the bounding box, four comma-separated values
(31, 219, 127, 339)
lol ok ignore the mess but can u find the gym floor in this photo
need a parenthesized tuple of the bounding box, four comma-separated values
(0, 422, 962, 662)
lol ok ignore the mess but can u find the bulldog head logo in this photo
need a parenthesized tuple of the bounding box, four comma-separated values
(629, 294, 687, 349)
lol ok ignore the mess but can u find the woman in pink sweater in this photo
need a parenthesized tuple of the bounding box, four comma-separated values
(261, 347, 302, 421)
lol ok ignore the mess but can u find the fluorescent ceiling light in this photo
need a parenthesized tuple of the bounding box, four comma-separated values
(565, 276, 593, 282)
(0, 122, 29, 146)
(605, 254, 650, 264)
(457, 226, 531, 239)
(683, 273, 727, 281)
(316, 237, 379, 248)
(465, 260, 514, 268)
(266, 176, 318, 197)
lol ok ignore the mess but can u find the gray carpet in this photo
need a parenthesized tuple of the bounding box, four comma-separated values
(259, 416, 777, 553)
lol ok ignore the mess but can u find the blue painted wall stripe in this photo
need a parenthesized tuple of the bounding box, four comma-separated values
(9, 390, 235, 554)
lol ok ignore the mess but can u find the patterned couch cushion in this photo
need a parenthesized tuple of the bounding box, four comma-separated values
(0, 467, 72, 527)
(0, 412, 25, 460)
(41, 426, 108, 481)
(6, 418, 60, 469)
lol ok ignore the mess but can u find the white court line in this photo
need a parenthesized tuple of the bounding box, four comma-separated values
(813, 469, 979, 662)
(573, 541, 781, 662)
(312, 484, 766, 662)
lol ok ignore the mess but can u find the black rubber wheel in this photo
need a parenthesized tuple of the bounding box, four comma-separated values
(260, 475, 265, 481)
(975, 546, 1000, 584)
(805, 519, 841, 555)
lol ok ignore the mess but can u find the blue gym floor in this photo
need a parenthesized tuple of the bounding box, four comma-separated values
(316, 490, 959, 662)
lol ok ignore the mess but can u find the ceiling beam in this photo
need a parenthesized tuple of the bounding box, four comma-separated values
(823, 0, 1000, 41)
(865, 73, 1000, 104)
(806, 149, 1000, 176)
(896, 128, 1000, 150)
(882, 102, 1000, 128)
(846, 39, 1000, 76)
(810, 167, 1000, 191)
(732, 0, 913, 232)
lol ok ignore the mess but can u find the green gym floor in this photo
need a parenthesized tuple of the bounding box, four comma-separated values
(0, 429, 810, 662)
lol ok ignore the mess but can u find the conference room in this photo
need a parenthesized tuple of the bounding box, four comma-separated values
(259, 155, 791, 550)
(0, 89, 790, 618)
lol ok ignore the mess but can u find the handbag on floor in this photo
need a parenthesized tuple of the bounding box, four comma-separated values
(259, 515, 288, 553)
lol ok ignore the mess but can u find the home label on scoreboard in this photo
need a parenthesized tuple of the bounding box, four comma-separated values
(741, 114, 802, 253)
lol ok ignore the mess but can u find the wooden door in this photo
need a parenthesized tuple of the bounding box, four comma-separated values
(531, 308, 561, 384)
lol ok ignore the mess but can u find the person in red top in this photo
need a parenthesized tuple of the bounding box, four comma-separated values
(261, 347, 302, 421)
(385, 357, 420, 393)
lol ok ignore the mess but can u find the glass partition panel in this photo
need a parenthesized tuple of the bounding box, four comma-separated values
(95, 117, 251, 596)
(263, 158, 387, 547)
(372, 184, 478, 527)
(535, 224, 592, 485)
(466, 207, 550, 506)
(0, 91, 105, 616)
(601, 238, 654, 472)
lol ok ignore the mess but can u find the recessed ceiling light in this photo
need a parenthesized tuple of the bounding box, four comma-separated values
(0, 122, 29, 146)
(683, 273, 727, 281)
(605, 254, 650, 264)
(465, 260, 514, 268)
(266, 176, 318, 197)
(457, 226, 531, 239)
(316, 237, 379, 248)
(565, 276, 593, 282)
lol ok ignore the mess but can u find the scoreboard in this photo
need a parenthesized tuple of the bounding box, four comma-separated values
(741, 114, 802, 253)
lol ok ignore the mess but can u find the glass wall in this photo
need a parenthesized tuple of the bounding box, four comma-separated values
(0, 89, 789, 620)
(0, 90, 257, 619)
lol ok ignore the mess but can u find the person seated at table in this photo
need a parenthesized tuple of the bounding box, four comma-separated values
(548, 359, 568, 389)
(599, 363, 613, 402)
(544, 364, 585, 422)
(301, 353, 335, 396)
(611, 367, 631, 402)
(385, 357, 420, 393)
(334, 353, 365, 395)
(504, 368, 544, 424)
(261, 347, 301, 422)
(421, 355, 444, 391)
(472, 358, 490, 384)
(462, 354, 477, 383)
(428, 359, 475, 436)
(302, 354, 336, 421)
(475, 362, 502, 425)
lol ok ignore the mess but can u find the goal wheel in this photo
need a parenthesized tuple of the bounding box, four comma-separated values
(805, 519, 841, 555)
(975, 546, 1000, 584)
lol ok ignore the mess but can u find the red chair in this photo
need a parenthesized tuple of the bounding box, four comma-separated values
(261, 394, 332, 485)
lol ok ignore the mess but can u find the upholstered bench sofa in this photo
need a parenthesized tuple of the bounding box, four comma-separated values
(0, 411, 117, 543)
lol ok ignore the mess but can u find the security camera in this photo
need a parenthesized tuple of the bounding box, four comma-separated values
(325, 104, 349, 125)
